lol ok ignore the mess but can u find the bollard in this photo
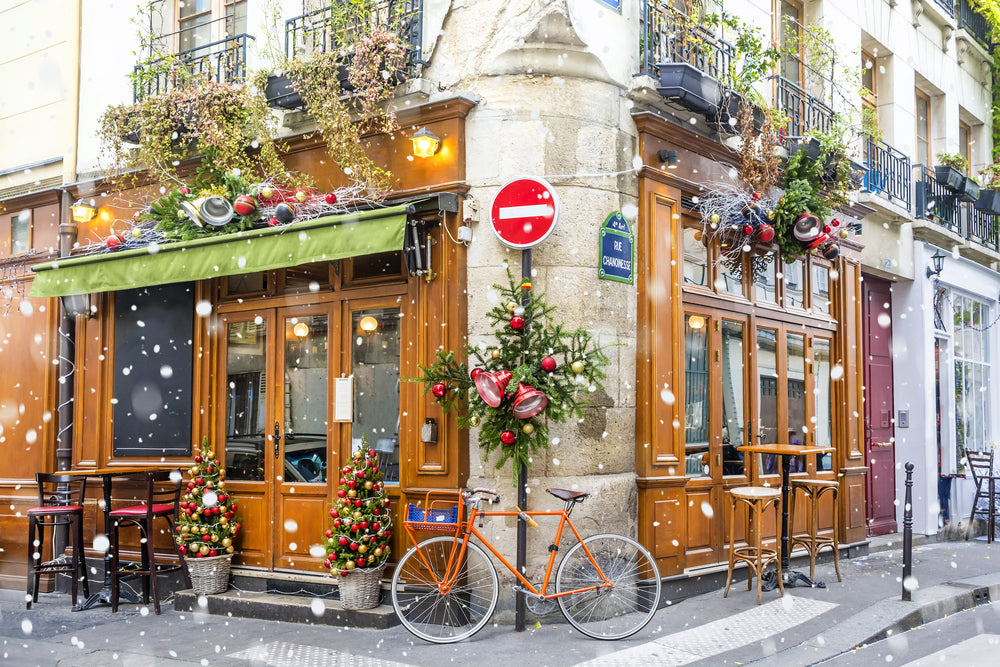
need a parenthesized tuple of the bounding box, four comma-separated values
(902, 462, 914, 601)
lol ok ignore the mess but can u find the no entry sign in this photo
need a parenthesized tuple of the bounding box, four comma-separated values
(489, 177, 560, 248)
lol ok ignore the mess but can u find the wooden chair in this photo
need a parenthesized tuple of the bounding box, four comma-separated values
(110, 470, 191, 614)
(966, 450, 1000, 540)
(26, 473, 90, 609)
(789, 478, 842, 582)
(724, 486, 784, 605)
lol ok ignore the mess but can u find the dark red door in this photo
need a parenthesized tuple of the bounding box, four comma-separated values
(863, 276, 897, 535)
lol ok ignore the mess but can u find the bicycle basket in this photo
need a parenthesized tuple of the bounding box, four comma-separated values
(405, 503, 459, 531)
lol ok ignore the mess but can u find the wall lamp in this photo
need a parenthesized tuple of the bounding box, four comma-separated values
(61, 293, 92, 318)
(410, 127, 441, 158)
(926, 249, 946, 279)
(658, 149, 678, 169)
(358, 315, 379, 333)
(70, 198, 97, 224)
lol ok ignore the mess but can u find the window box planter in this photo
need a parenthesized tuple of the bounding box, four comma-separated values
(958, 176, 980, 203)
(714, 93, 765, 133)
(656, 63, 723, 118)
(263, 65, 355, 111)
(974, 189, 1000, 214)
(788, 136, 822, 161)
(934, 164, 966, 192)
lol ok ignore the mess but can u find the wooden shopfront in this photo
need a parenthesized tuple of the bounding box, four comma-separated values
(0, 98, 474, 584)
(632, 112, 869, 577)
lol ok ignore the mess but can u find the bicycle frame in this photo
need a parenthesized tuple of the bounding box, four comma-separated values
(407, 501, 613, 600)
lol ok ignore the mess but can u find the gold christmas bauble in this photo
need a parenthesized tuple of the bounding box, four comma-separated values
(211, 535, 219, 543)
(358, 544, 368, 554)
(571, 360, 585, 374)
(468, 414, 481, 427)
(220, 517, 228, 525)
(222, 538, 231, 547)
(345, 560, 355, 570)
(374, 548, 383, 557)
(506, 301, 518, 312)
(353, 511, 362, 519)
(766, 209, 775, 220)
(491, 349, 501, 359)
(180, 525, 190, 534)
(199, 545, 210, 556)
(347, 489, 357, 498)
(295, 190, 308, 203)
(227, 546, 234, 553)
(365, 481, 373, 490)
(260, 186, 274, 199)
(522, 423, 535, 435)
(131, 227, 143, 239)
(839, 229, 849, 239)
(709, 213, 720, 225)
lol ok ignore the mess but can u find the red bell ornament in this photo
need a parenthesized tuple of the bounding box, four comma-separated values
(474, 370, 512, 407)
(511, 382, 549, 419)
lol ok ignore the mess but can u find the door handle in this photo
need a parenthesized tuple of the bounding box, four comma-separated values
(273, 422, 282, 458)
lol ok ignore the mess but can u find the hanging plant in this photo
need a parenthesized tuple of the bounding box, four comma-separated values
(411, 269, 610, 485)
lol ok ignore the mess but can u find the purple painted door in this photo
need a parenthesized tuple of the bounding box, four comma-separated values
(863, 276, 897, 535)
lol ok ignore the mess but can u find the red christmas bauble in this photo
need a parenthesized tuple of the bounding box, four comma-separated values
(743, 224, 754, 235)
(357, 557, 366, 567)
(194, 455, 203, 463)
(360, 521, 369, 529)
(341, 570, 349, 577)
(325, 529, 333, 538)
(180, 186, 190, 195)
(234, 195, 256, 216)
(349, 542, 359, 551)
(337, 490, 347, 498)
(432, 383, 447, 398)
(338, 536, 349, 546)
(105, 233, 126, 250)
(325, 192, 337, 204)
(195, 477, 204, 485)
(347, 480, 356, 489)
(373, 522, 381, 531)
(500, 430, 516, 445)
(541, 356, 557, 372)
(510, 316, 525, 330)
(268, 216, 280, 227)
(323, 561, 331, 569)
(470, 368, 483, 381)
(368, 449, 376, 457)
(355, 499, 363, 507)
(178, 546, 186, 555)
(333, 518, 341, 527)
(209, 549, 218, 557)
(330, 508, 337, 517)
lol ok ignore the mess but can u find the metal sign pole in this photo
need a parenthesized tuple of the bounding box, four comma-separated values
(515, 248, 531, 632)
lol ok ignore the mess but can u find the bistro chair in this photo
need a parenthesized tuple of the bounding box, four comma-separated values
(789, 478, 842, 582)
(109, 470, 190, 614)
(724, 486, 784, 605)
(26, 473, 90, 609)
(966, 450, 1000, 540)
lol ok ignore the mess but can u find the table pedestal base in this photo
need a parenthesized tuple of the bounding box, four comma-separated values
(73, 585, 141, 611)
(760, 565, 826, 591)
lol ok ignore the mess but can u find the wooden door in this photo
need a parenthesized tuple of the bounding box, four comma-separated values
(863, 276, 897, 535)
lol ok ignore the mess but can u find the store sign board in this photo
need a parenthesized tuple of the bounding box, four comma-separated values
(490, 177, 560, 248)
(599, 211, 633, 284)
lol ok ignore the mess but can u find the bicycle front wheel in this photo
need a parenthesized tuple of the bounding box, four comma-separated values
(555, 533, 661, 640)
(391, 536, 499, 644)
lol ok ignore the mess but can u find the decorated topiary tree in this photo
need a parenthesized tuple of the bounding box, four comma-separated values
(324, 441, 392, 578)
(175, 437, 240, 559)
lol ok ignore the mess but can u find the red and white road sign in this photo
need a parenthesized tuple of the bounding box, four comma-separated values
(489, 177, 560, 249)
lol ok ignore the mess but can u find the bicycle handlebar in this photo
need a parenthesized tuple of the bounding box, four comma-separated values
(463, 487, 500, 503)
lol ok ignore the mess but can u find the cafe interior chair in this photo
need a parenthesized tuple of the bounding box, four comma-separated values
(966, 450, 1000, 540)
(26, 473, 90, 609)
(724, 486, 784, 605)
(109, 470, 191, 614)
(789, 478, 842, 582)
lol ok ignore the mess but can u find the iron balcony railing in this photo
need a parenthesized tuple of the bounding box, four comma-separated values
(772, 76, 835, 137)
(959, 0, 992, 49)
(914, 165, 1000, 251)
(285, 0, 424, 70)
(638, 1, 736, 81)
(932, 0, 956, 18)
(861, 137, 912, 213)
(965, 204, 999, 251)
(133, 32, 254, 102)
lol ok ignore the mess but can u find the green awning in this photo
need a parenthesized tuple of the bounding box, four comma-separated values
(30, 205, 408, 297)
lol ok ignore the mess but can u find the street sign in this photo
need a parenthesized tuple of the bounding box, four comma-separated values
(599, 211, 633, 284)
(490, 177, 560, 249)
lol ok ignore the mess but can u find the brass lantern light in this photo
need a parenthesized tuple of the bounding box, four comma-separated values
(410, 127, 441, 158)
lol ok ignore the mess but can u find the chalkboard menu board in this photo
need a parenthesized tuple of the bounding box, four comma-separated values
(112, 282, 194, 457)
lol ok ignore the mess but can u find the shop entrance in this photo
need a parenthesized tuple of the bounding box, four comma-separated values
(862, 276, 897, 535)
(218, 296, 403, 572)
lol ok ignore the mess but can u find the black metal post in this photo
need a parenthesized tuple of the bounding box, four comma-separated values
(514, 249, 531, 632)
(902, 461, 914, 601)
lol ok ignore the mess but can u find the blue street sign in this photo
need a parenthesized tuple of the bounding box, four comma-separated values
(591, 0, 622, 13)
(599, 211, 633, 284)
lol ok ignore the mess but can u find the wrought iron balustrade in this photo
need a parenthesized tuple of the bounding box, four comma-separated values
(861, 137, 911, 213)
(639, 0, 735, 81)
(133, 31, 254, 102)
(959, 0, 992, 49)
(932, 0, 956, 18)
(772, 76, 835, 137)
(285, 0, 423, 71)
(915, 165, 963, 234)
(965, 204, 999, 251)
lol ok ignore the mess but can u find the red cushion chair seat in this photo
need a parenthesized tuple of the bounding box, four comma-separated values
(110, 503, 175, 517)
(27, 505, 84, 515)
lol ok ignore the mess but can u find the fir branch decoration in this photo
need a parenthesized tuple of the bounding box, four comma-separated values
(412, 269, 611, 485)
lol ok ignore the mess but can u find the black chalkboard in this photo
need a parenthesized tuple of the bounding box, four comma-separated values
(112, 282, 194, 457)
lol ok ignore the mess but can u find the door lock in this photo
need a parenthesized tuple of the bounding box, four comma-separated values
(273, 421, 282, 458)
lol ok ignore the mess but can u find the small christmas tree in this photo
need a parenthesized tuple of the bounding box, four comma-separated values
(175, 437, 241, 559)
(324, 441, 392, 576)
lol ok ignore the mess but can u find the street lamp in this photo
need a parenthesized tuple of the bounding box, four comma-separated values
(926, 249, 946, 279)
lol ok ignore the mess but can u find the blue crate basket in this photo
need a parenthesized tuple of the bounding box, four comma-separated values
(405, 503, 459, 531)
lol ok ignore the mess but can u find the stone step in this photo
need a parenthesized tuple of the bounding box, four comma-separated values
(173, 589, 399, 629)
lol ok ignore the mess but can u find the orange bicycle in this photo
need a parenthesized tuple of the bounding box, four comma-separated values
(390, 487, 661, 643)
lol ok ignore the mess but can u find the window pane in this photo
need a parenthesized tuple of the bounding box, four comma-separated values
(683, 227, 708, 287)
(812, 264, 830, 314)
(757, 328, 779, 474)
(684, 314, 710, 478)
(719, 254, 744, 296)
(814, 339, 833, 471)
(916, 94, 929, 164)
(225, 319, 267, 481)
(721, 321, 745, 476)
(787, 333, 807, 472)
(351, 308, 401, 484)
(11, 211, 30, 254)
(784, 259, 805, 309)
(283, 314, 328, 483)
(754, 256, 778, 303)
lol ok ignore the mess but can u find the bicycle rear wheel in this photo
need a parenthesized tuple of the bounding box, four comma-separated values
(555, 533, 661, 640)
(391, 536, 499, 644)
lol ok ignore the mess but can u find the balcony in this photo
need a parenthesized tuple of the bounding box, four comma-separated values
(285, 0, 424, 72)
(638, 1, 735, 82)
(861, 137, 912, 213)
(772, 76, 836, 137)
(931, 0, 956, 19)
(133, 24, 254, 102)
(914, 165, 999, 252)
(958, 0, 992, 50)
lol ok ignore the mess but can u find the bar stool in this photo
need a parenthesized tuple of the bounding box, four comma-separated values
(26, 473, 90, 609)
(724, 486, 784, 605)
(789, 478, 842, 582)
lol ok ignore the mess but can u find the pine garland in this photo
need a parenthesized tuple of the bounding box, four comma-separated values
(324, 441, 392, 575)
(141, 168, 258, 240)
(175, 437, 241, 558)
(413, 268, 611, 485)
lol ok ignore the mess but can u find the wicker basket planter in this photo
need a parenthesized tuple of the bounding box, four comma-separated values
(184, 553, 232, 595)
(337, 565, 385, 610)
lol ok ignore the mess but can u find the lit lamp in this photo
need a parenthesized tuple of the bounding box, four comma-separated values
(658, 149, 679, 169)
(688, 314, 706, 329)
(70, 198, 97, 224)
(292, 321, 310, 337)
(410, 127, 441, 158)
(926, 249, 946, 279)
(359, 315, 379, 333)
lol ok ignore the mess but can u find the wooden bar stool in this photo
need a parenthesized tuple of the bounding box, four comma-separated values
(724, 486, 784, 605)
(26, 473, 90, 609)
(789, 478, 841, 582)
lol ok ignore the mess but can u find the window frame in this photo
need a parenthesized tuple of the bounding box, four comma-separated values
(916, 89, 932, 167)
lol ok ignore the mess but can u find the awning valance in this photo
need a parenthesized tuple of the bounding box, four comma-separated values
(29, 205, 409, 298)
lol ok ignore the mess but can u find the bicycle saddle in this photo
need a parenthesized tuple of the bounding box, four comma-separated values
(546, 488, 589, 502)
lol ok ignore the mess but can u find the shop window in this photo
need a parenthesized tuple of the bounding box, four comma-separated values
(754, 258, 778, 304)
(11, 211, 31, 255)
(784, 259, 805, 309)
(757, 328, 780, 473)
(351, 307, 401, 484)
(814, 338, 833, 470)
(953, 294, 991, 464)
(721, 321, 746, 476)
(812, 264, 830, 314)
(786, 333, 807, 471)
(112, 282, 195, 457)
(224, 271, 270, 297)
(225, 319, 267, 481)
(283, 262, 332, 292)
(718, 255, 744, 296)
(683, 313, 710, 477)
(345, 251, 407, 286)
(682, 227, 709, 287)
(283, 314, 329, 483)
